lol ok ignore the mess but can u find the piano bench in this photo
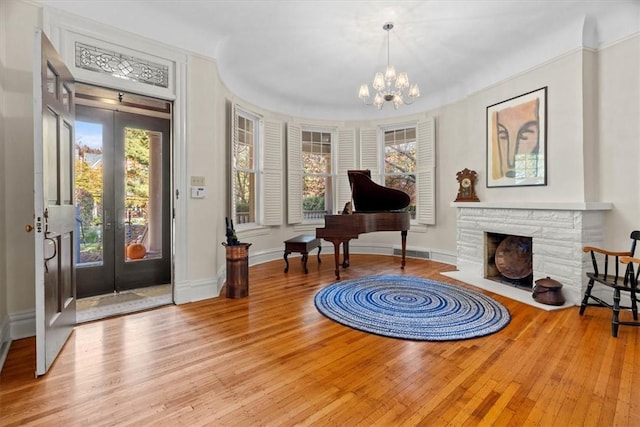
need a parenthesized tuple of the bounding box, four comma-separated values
(283, 235, 321, 274)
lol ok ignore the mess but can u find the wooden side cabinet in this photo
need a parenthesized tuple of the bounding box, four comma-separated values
(223, 243, 251, 298)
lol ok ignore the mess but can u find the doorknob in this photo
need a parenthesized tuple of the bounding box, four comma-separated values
(25, 224, 34, 232)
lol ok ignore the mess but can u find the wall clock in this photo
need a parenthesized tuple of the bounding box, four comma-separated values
(455, 168, 480, 202)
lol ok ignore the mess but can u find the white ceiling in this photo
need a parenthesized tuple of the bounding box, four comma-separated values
(38, 1, 639, 121)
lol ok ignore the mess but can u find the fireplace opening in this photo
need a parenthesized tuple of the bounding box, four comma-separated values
(485, 232, 533, 289)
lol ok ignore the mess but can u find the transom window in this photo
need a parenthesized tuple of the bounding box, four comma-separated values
(302, 130, 333, 221)
(383, 126, 416, 218)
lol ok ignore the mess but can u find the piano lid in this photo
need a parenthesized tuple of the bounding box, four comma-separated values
(348, 170, 411, 213)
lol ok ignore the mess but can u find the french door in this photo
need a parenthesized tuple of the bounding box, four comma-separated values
(75, 103, 171, 298)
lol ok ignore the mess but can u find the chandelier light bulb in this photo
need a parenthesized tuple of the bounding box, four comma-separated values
(384, 65, 396, 82)
(395, 72, 409, 90)
(358, 22, 420, 110)
(372, 73, 385, 91)
(393, 94, 403, 109)
(409, 83, 420, 98)
(374, 93, 384, 109)
(358, 84, 370, 99)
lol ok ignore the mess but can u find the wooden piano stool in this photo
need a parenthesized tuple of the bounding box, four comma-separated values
(283, 235, 321, 274)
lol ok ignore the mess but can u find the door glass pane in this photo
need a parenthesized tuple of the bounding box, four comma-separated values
(75, 121, 104, 266)
(124, 128, 162, 261)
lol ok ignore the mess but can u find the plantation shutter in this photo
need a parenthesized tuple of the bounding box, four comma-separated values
(336, 128, 356, 211)
(262, 119, 283, 225)
(228, 101, 237, 220)
(287, 123, 303, 224)
(417, 116, 436, 225)
(359, 128, 379, 181)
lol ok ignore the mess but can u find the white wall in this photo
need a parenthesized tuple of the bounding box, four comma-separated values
(0, 0, 9, 339)
(183, 55, 225, 297)
(1, 0, 41, 319)
(597, 35, 640, 244)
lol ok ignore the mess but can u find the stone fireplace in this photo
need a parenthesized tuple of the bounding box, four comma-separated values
(446, 202, 612, 308)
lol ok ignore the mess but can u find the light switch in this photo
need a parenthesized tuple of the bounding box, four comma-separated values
(190, 176, 205, 186)
(191, 186, 206, 198)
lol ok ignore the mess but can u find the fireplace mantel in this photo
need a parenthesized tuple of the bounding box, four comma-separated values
(451, 201, 613, 211)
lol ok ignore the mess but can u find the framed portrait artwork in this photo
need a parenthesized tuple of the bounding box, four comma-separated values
(486, 87, 547, 187)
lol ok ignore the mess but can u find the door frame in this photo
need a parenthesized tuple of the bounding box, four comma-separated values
(42, 12, 188, 302)
(75, 98, 173, 298)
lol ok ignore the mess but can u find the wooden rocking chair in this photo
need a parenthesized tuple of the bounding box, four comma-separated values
(580, 231, 640, 337)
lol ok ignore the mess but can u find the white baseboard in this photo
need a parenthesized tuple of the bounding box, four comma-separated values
(174, 277, 221, 304)
(249, 247, 284, 266)
(0, 315, 11, 372)
(10, 309, 36, 339)
(429, 250, 457, 265)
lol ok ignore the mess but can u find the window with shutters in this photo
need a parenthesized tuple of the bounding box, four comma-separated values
(233, 110, 260, 226)
(382, 126, 417, 219)
(302, 129, 334, 222)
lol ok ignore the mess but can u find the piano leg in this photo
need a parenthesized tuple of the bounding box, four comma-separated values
(342, 241, 350, 268)
(331, 241, 342, 280)
(401, 230, 407, 269)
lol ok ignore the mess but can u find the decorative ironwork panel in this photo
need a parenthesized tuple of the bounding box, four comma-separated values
(75, 42, 169, 88)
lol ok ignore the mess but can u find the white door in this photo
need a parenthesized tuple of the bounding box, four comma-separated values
(33, 29, 76, 376)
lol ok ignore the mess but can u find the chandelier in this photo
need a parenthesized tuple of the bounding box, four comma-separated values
(358, 22, 420, 110)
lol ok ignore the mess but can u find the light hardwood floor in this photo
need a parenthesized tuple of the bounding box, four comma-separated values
(1, 255, 638, 426)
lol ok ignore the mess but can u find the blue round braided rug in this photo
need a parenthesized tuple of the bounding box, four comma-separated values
(314, 275, 510, 341)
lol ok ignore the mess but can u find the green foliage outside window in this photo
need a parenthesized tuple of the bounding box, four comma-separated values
(303, 195, 325, 211)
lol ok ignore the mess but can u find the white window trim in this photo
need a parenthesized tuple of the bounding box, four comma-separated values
(231, 107, 283, 230)
(301, 126, 337, 224)
(233, 107, 262, 230)
(374, 118, 435, 225)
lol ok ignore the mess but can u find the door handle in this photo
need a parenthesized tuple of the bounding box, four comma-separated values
(117, 208, 125, 230)
(104, 209, 112, 231)
(44, 236, 57, 261)
(43, 235, 57, 273)
(25, 224, 34, 232)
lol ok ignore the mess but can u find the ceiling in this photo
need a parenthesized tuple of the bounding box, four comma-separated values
(38, 1, 639, 121)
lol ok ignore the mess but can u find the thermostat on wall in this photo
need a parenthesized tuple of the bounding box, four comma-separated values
(191, 186, 206, 198)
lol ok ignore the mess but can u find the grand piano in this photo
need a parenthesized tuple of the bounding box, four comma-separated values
(316, 170, 411, 279)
